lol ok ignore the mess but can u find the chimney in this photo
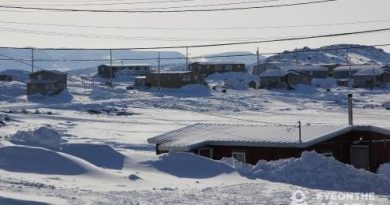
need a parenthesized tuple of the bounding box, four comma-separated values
(348, 94, 353, 125)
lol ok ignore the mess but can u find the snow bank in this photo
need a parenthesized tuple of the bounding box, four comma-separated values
(0, 146, 86, 175)
(0, 196, 49, 205)
(225, 151, 390, 194)
(0, 81, 26, 101)
(143, 152, 235, 179)
(90, 86, 128, 100)
(27, 89, 73, 103)
(206, 72, 256, 90)
(378, 163, 390, 180)
(61, 143, 125, 169)
(9, 126, 63, 150)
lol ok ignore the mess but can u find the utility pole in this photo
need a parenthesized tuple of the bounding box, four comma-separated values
(109, 49, 113, 87)
(298, 121, 302, 143)
(157, 52, 161, 91)
(185, 47, 189, 71)
(256, 46, 260, 75)
(31, 48, 34, 73)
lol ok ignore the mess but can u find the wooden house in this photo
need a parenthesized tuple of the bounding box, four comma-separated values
(189, 62, 245, 77)
(353, 66, 390, 88)
(0, 74, 12, 82)
(259, 67, 312, 89)
(27, 70, 67, 96)
(144, 71, 204, 88)
(253, 63, 329, 78)
(333, 65, 381, 79)
(97, 64, 150, 79)
(148, 123, 390, 172)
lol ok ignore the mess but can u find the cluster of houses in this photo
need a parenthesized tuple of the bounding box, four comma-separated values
(2, 61, 389, 97)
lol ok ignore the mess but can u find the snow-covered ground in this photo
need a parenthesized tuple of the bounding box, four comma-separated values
(0, 76, 390, 204)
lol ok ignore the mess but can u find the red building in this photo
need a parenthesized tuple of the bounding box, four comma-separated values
(148, 123, 390, 172)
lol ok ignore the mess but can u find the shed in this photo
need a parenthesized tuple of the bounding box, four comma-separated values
(259, 68, 311, 89)
(145, 71, 204, 88)
(27, 70, 68, 96)
(97, 64, 150, 79)
(333, 65, 382, 79)
(352, 66, 390, 88)
(0, 74, 12, 82)
(148, 123, 390, 172)
(189, 62, 245, 77)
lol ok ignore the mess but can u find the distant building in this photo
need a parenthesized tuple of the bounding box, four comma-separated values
(0, 74, 12, 82)
(253, 63, 329, 78)
(189, 62, 245, 77)
(148, 123, 390, 172)
(333, 64, 382, 79)
(259, 67, 312, 89)
(97, 64, 150, 79)
(142, 71, 205, 88)
(27, 70, 67, 96)
(353, 65, 390, 88)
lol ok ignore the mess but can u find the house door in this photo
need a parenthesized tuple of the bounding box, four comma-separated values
(350, 145, 370, 170)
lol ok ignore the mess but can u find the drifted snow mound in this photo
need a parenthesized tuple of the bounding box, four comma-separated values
(90, 86, 128, 100)
(27, 89, 73, 103)
(226, 151, 390, 194)
(378, 163, 390, 180)
(206, 72, 257, 90)
(0, 146, 86, 175)
(9, 126, 63, 150)
(0, 81, 26, 101)
(61, 143, 125, 170)
(143, 152, 235, 179)
(0, 196, 48, 205)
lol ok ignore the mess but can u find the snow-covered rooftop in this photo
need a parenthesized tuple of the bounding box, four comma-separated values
(278, 65, 328, 71)
(353, 67, 390, 76)
(190, 62, 244, 65)
(31, 69, 67, 76)
(100, 64, 150, 67)
(334, 64, 382, 71)
(148, 123, 390, 151)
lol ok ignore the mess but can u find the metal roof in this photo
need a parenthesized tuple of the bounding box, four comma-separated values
(334, 65, 382, 71)
(30, 69, 67, 76)
(148, 123, 390, 152)
(353, 67, 389, 77)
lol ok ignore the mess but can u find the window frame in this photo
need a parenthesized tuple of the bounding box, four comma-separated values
(232, 151, 246, 163)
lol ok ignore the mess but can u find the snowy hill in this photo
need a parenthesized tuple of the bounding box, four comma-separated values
(266, 44, 390, 65)
(0, 48, 186, 72)
(194, 51, 264, 65)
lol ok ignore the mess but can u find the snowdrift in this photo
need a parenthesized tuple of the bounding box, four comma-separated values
(378, 163, 390, 180)
(27, 89, 73, 103)
(90, 86, 128, 100)
(0, 81, 26, 101)
(0, 146, 86, 175)
(0, 196, 49, 205)
(143, 152, 235, 179)
(224, 151, 390, 194)
(9, 126, 63, 150)
(206, 72, 256, 90)
(61, 143, 125, 170)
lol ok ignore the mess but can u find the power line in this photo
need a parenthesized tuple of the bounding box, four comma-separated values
(0, 53, 43, 70)
(1, 43, 389, 62)
(0, 17, 389, 31)
(0, 0, 337, 13)
(1, 26, 389, 51)
(0, 0, 288, 8)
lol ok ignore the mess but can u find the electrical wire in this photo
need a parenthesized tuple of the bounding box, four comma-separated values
(0, 0, 336, 13)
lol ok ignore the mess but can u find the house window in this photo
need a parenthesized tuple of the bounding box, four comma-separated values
(226, 65, 233, 71)
(232, 151, 246, 163)
(215, 65, 222, 71)
(198, 148, 213, 158)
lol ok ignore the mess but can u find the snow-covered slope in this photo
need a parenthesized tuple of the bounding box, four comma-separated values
(266, 44, 390, 65)
(194, 51, 264, 65)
